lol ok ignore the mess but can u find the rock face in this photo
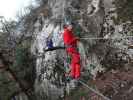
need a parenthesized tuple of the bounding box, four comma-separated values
(31, 0, 105, 100)
(30, 0, 132, 99)
(1, 0, 132, 100)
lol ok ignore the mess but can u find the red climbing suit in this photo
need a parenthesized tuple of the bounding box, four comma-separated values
(63, 27, 80, 79)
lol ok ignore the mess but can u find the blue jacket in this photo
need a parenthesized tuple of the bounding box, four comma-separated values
(46, 38, 53, 49)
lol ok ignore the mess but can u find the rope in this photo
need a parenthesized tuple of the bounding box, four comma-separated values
(80, 36, 133, 40)
(44, 46, 65, 52)
(78, 80, 111, 100)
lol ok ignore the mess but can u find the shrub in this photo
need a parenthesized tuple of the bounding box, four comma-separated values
(115, 0, 133, 22)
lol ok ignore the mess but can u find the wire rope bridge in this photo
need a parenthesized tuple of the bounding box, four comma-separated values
(80, 36, 133, 40)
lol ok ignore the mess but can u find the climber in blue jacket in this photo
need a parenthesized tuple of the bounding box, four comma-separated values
(46, 38, 53, 49)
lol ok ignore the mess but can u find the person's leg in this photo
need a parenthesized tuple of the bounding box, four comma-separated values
(67, 47, 80, 79)
(75, 63, 80, 79)
(72, 53, 80, 79)
(67, 49, 75, 79)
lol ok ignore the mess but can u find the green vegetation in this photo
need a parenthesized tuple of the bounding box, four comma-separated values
(115, 0, 133, 22)
(0, 38, 35, 100)
(0, 71, 20, 100)
(12, 39, 35, 84)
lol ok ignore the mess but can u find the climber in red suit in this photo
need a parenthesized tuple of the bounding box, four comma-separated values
(63, 24, 80, 79)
